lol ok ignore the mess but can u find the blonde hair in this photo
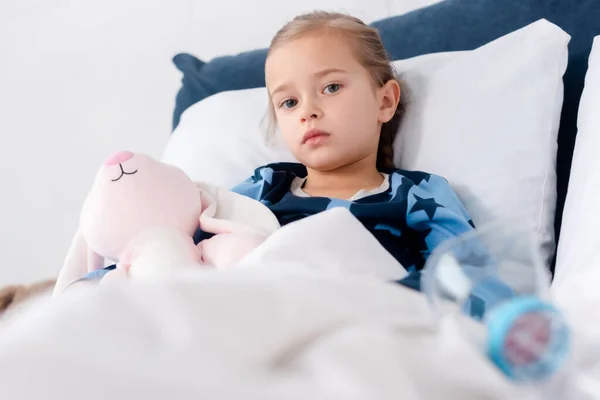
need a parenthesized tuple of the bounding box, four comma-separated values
(266, 11, 406, 170)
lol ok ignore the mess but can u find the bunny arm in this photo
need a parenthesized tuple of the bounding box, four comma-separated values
(122, 226, 206, 279)
(55, 227, 205, 295)
(195, 182, 280, 236)
(199, 190, 263, 236)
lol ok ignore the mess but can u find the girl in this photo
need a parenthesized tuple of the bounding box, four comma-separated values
(232, 11, 477, 290)
(59, 12, 479, 296)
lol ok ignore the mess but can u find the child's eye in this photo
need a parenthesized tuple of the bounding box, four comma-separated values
(323, 84, 341, 94)
(280, 99, 298, 109)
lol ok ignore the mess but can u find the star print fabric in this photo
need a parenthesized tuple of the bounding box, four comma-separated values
(232, 163, 476, 290)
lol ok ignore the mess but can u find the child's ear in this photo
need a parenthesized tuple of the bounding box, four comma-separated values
(378, 80, 401, 124)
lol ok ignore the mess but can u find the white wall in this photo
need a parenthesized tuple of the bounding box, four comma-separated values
(0, 0, 441, 286)
(184, 0, 441, 59)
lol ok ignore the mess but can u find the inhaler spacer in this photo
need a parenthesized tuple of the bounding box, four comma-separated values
(421, 220, 571, 382)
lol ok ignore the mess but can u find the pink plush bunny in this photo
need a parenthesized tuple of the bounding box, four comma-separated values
(53, 151, 280, 295)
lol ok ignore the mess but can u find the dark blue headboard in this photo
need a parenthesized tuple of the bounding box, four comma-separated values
(172, 0, 600, 275)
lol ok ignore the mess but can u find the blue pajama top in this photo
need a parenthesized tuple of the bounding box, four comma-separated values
(231, 163, 477, 290)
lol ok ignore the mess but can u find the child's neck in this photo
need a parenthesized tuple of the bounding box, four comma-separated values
(303, 156, 384, 199)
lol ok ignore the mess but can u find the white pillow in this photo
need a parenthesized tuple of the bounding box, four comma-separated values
(554, 36, 600, 286)
(163, 87, 296, 188)
(394, 19, 568, 265)
(162, 19, 569, 266)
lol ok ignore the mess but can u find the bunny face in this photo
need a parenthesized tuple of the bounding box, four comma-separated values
(80, 152, 202, 261)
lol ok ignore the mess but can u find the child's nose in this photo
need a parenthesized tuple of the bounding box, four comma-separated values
(301, 113, 318, 122)
(300, 107, 323, 122)
(104, 151, 134, 166)
(300, 98, 323, 122)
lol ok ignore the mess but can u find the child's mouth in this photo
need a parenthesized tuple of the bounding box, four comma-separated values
(302, 129, 331, 145)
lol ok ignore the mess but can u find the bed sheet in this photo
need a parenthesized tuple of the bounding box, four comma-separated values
(0, 209, 538, 399)
(0, 276, 538, 399)
(1, 208, 597, 399)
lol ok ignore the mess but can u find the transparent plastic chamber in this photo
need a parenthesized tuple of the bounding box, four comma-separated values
(421, 218, 571, 385)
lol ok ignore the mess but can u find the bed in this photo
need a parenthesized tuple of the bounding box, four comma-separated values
(1, 1, 600, 399)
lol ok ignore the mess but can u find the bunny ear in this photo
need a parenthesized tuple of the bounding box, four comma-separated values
(53, 230, 104, 297)
(87, 248, 105, 273)
(195, 182, 280, 236)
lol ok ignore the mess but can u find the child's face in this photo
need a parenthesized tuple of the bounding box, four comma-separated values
(266, 32, 389, 172)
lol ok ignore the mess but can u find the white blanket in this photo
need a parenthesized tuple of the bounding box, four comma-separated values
(0, 209, 553, 399)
